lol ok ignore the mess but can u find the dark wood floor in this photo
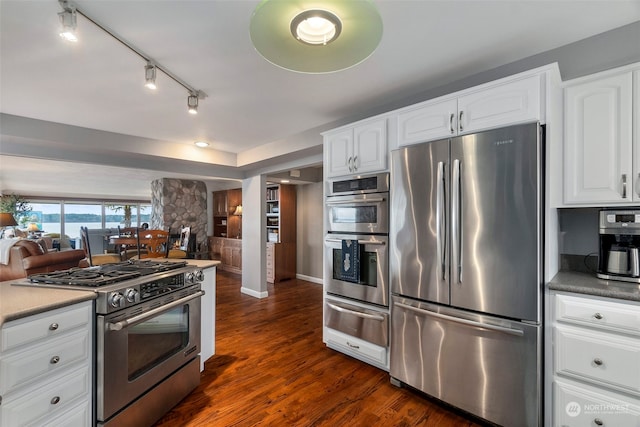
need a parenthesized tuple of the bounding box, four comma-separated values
(155, 270, 484, 426)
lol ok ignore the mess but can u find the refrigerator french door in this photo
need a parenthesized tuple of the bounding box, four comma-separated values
(389, 122, 543, 427)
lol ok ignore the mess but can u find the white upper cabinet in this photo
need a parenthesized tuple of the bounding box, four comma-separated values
(325, 117, 387, 178)
(396, 74, 542, 147)
(563, 69, 635, 204)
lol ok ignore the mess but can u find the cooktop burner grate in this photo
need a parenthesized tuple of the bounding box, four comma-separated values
(27, 260, 189, 287)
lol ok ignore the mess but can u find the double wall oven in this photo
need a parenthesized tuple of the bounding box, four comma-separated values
(324, 172, 390, 369)
(22, 260, 204, 427)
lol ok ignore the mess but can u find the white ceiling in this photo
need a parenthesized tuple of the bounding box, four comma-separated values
(1, 0, 639, 199)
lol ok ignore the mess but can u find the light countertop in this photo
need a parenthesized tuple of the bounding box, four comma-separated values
(548, 270, 640, 302)
(186, 259, 220, 269)
(0, 279, 97, 328)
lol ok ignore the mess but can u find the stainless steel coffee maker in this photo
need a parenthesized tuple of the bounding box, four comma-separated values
(598, 210, 640, 282)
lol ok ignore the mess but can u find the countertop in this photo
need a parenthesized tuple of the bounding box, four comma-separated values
(548, 270, 640, 302)
(0, 279, 97, 328)
(0, 259, 221, 328)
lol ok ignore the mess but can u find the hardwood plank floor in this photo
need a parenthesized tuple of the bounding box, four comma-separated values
(155, 270, 485, 427)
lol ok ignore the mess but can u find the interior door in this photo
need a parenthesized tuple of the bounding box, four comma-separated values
(390, 139, 449, 304)
(450, 123, 541, 322)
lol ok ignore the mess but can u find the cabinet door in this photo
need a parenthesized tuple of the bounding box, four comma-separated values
(634, 70, 640, 202)
(212, 191, 228, 216)
(564, 72, 633, 204)
(221, 246, 232, 266)
(397, 97, 457, 146)
(353, 118, 387, 174)
(458, 75, 541, 134)
(325, 129, 354, 178)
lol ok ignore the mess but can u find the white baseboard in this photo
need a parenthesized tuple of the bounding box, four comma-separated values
(296, 274, 323, 285)
(240, 287, 268, 299)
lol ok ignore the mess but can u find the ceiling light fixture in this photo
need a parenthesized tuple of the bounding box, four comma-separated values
(291, 10, 342, 45)
(57, 0, 206, 113)
(58, 1, 78, 42)
(194, 141, 209, 148)
(188, 94, 199, 115)
(250, 0, 383, 73)
(144, 63, 157, 90)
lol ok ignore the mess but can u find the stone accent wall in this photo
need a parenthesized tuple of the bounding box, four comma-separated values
(151, 178, 208, 250)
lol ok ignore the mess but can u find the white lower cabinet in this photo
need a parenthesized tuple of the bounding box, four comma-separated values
(200, 266, 216, 371)
(0, 301, 93, 427)
(551, 292, 640, 426)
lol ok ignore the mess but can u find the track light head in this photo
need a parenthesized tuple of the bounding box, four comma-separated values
(187, 94, 198, 115)
(58, 6, 78, 42)
(144, 63, 157, 90)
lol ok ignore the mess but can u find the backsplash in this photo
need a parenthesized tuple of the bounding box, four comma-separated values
(150, 178, 208, 249)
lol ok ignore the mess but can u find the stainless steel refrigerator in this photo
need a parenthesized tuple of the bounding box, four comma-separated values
(389, 122, 543, 427)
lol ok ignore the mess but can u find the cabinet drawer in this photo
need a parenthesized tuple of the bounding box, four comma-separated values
(1, 302, 92, 352)
(554, 378, 640, 427)
(40, 399, 91, 427)
(555, 325, 640, 395)
(0, 329, 90, 395)
(325, 327, 387, 367)
(555, 294, 640, 335)
(0, 365, 90, 427)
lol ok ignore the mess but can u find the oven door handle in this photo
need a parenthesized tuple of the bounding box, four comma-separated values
(327, 302, 386, 321)
(326, 197, 385, 205)
(325, 238, 386, 246)
(107, 290, 205, 331)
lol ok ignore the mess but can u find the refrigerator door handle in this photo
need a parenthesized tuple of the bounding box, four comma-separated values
(436, 161, 446, 280)
(395, 302, 525, 337)
(451, 158, 462, 283)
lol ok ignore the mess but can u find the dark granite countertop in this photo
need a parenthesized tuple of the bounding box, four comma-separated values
(548, 270, 640, 302)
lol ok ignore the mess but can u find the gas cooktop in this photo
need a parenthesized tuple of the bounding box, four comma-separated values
(27, 260, 189, 287)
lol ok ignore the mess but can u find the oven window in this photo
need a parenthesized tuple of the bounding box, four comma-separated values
(127, 305, 189, 380)
(332, 247, 377, 287)
(331, 206, 377, 224)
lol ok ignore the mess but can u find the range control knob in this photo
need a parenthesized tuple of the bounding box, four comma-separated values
(195, 270, 204, 282)
(109, 292, 124, 308)
(185, 272, 195, 284)
(125, 288, 140, 303)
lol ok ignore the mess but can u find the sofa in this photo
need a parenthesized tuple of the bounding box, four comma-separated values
(0, 239, 87, 281)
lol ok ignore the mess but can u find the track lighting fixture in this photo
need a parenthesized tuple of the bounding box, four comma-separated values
(57, 0, 206, 113)
(58, 1, 77, 42)
(144, 63, 157, 90)
(187, 94, 198, 115)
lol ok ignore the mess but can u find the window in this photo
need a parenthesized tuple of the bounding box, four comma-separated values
(64, 202, 103, 242)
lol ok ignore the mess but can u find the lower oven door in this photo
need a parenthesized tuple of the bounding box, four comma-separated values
(325, 233, 388, 307)
(96, 286, 203, 422)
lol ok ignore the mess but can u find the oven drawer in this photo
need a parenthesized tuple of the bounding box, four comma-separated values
(0, 328, 90, 396)
(325, 327, 387, 367)
(1, 303, 92, 352)
(325, 299, 388, 347)
(0, 365, 90, 427)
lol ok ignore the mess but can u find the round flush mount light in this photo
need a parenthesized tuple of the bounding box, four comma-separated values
(291, 10, 342, 46)
(194, 141, 209, 148)
(250, 0, 382, 74)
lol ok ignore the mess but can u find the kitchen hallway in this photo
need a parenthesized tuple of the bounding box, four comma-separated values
(155, 271, 484, 426)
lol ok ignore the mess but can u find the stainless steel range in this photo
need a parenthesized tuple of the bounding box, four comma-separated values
(21, 260, 205, 427)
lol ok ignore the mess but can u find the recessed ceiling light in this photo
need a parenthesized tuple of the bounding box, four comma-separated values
(291, 10, 342, 46)
(194, 141, 209, 148)
(281, 179, 290, 183)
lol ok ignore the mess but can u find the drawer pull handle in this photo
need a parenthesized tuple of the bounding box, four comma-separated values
(346, 341, 360, 349)
(593, 312, 603, 320)
(593, 358, 604, 366)
(49, 323, 59, 331)
(50, 396, 60, 405)
(50, 356, 60, 364)
(594, 418, 603, 426)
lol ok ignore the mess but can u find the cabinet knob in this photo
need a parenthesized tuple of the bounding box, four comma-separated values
(50, 396, 61, 405)
(594, 418, 604, 426)
(593, 358, 604, 366)
(50, 356, 60, 364)
(49, 323, 59, 331)
(593, 312, 603, 320)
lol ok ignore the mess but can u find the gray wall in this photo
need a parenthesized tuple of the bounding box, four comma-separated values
(296, 181, 324, 281)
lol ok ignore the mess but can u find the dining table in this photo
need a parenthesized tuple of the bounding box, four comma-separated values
(109, 231, 168, 258)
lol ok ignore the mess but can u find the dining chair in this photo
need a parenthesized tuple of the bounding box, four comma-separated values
(166, 226, 190, 259)
(116, 226, 141, 260)
(80, 226, 121, 266)
(138, 229, 170, 258)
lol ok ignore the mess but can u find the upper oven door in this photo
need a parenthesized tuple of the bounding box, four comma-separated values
(325, 234, 388, 307)
(96, 286, 203, 421)
(326, 193, 389, 234)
